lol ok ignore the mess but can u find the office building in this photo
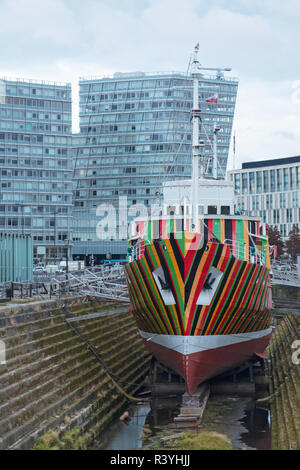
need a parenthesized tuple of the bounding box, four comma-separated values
(0, 78, 73, 263)
(229, 155, 300, 239)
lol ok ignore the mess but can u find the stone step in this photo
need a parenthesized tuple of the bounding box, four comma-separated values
(0, 315, 137, 386)
(1, 314, 130, 370)
(1, 371, 112, 450)
(0, 318, 138, 396)
(0, 352, 102, 417)
(0, 319, 141, 415)
(0, 359, 109, 436)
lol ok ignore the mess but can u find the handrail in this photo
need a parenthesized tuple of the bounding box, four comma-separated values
(223, 238, 266, 266)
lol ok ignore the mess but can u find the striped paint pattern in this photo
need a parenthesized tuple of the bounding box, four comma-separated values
(125, 232, 272, 337)
(134, 217, 270, 269)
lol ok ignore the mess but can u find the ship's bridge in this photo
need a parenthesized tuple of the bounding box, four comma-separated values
(162, 178, 235, 218)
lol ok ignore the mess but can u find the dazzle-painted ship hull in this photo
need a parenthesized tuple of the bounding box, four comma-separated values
(125, 231, 272, 395)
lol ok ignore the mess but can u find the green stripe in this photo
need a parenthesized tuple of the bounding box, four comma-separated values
(235, 220, 245, 260)
(213, 219, 221, 241)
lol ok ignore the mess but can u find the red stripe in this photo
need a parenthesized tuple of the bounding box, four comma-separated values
(184, 233, 202, 279)
(232, 219, 236, 257)
(208, 219, 213, 240)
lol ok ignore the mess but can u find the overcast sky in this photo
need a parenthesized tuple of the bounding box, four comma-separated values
(1, 0, 300, 169)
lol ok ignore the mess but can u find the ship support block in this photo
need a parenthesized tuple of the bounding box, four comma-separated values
(174, 383, 210, 428)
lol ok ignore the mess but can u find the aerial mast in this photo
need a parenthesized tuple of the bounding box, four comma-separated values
(212, 123, 220, 179)
(190, 44, 204, 232)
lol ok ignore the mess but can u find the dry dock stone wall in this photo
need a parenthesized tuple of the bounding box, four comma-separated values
(268, 314, 300, 450)
(0, 298, 151, 450)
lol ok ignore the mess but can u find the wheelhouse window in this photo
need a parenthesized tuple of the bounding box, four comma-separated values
(221, 206, 230, 215)
(208, 205, 217, 214)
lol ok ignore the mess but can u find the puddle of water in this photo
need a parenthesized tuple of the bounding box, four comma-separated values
(99, 394, 271, 450)
(104, 404, 150, 450)
(239, 405, 271, 450)
(199, 395, 271, 450)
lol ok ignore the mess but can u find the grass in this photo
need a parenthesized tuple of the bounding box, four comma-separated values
(33, 427, 92, 450)
(161, 431, 233, 451)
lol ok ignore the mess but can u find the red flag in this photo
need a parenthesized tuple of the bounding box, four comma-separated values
(274, 245, 277, 258)
(206, 94, 218, 104)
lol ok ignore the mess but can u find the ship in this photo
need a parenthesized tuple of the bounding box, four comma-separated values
(124, 46, 272, 395)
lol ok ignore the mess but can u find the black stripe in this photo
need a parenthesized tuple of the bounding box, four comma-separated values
(204, 219, 208, 242)
(169, 233, 184, 280)
(225, 219, 232, 242)
(212, 244, 224, 268)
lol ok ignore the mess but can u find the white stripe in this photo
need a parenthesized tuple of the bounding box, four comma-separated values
(139, 328, 272, 356)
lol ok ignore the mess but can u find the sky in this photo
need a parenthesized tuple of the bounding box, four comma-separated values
(0, 0, 300, 169)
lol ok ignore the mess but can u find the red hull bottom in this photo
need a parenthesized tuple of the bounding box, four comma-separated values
(143, 332, 272, 395)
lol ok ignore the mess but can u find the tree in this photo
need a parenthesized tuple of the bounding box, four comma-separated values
(268, 226, 285, 258)
(285, 224, 300, 260)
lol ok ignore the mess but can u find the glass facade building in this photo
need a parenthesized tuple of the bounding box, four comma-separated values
(0, 78, 73, 263)
(72, 71, 238, 261)
(229, 155, 300, 239)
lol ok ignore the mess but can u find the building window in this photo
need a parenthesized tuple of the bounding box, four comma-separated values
(297, 167, 300, 190)
(256, 171, 262, 193)
(273, 209, 280, 224)
(290, 167, 296, 190)
(287, 208, 293, 223)
(280, 193, 286, 208)
(263, 171, 269, 192)
(292, 192, 298, 208)
(277, 169, 282, 191)
(242, 173, 248, 194)
(266, 194, 273, 209)
(249, 172, 255, 194)
(284, 168, 289, 190)
(270, 170, 275, 192)
(234, 173, 240, 194)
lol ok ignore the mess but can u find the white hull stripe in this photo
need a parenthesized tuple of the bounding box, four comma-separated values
(139, 328, 272, 356)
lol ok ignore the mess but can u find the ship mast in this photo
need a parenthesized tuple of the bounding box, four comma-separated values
(191, 44, 203, 232)
(212, 123, 220, 179)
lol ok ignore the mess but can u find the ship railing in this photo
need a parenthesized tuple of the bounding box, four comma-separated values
(130, 240, 143, 262)
(223, 239, 266, 266)
(129, 236, 266, 265)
